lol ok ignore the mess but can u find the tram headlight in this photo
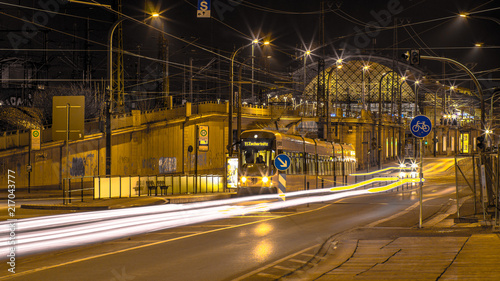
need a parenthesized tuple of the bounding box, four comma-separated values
(241, 176, 247, 183)
(262, 176, 269, 183)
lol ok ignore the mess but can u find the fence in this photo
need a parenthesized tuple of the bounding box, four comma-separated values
(93, 174, 225, 199)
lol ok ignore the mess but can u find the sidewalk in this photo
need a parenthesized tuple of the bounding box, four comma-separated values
(285, 198, 500, 281)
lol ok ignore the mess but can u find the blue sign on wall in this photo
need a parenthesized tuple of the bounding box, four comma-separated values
(197, 0, 211, 18)
(274, 154, 291, 171)
(410, 115, 432, 138)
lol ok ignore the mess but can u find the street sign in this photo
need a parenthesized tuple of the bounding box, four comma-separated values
(197, 0, 211, 18)
(31, 129, 40, 150)
(274, 154, 291, 171)
(198, 125, 209, 151)
(52, 96, 85, 141)
(410, 115, 432, 138)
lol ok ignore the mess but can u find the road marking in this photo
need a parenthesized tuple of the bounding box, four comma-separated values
(0, 204, 331, 280)
(289, 258, 307, 264)
(232, 244, 320, 281)
(257, 272, 281, 279)
(274, 265, 295, 271)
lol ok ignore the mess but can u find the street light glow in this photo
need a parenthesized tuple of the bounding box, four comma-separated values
(459, 12, 468, 18)
(475, 42, 484, 47)
(305, 50, 311, 55)
(252, 39, 259, 44)
(263, 41, 270, 45)
(152, 13, 160, 17)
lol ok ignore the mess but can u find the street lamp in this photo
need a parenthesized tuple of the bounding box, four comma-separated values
(229, 40, 269, 155)
(397, 76, 407, 158)
(378, 71, 395, 169)
(105, 14, 161, 175)
(251, 39, 259, 101)
(303, 50, 311, 92)
(362, 65, 370, 111)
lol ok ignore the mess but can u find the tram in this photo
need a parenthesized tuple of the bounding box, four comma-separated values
(238, 129, 357, 194)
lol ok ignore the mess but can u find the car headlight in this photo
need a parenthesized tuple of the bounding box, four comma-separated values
(241, 176, 247, 183)
(262, 176, 269, 183)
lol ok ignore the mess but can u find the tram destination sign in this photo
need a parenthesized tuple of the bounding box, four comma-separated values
(241, 139, 272, 150)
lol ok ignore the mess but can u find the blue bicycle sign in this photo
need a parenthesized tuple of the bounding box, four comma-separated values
(410, 115, 432, 138)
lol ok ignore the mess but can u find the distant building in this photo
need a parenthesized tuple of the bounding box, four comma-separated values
(0, 57, 44, 107)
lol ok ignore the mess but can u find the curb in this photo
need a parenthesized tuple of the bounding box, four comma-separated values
(21, 204, 110, 211)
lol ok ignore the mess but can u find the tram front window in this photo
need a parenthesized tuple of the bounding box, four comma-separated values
(243, 150, 272, 167)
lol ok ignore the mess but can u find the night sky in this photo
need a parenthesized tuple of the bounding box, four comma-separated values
(1, 0, 499, 100)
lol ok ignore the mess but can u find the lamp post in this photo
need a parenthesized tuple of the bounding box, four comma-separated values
(228, 40, 269, 156)
(398, 76, 406, 158)
(105, 14, 161, 175)
(420, 55, 485, 151)
(362, 65, 370, 111)
(237, 56, 253, 145)
(326, 61, 343, 141)
(433, 87, 440, 157)
(303, 50, 311, 92)
(378, 71, 395, 169)
(251, 39, 258, 101)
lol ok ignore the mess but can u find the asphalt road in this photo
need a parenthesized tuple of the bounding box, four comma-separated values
(0, 158, 458, 281)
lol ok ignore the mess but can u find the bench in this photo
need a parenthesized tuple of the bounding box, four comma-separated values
(157, 181, 170, 196)
(146, 180, 170, 196)
(146, 180, 157, 196)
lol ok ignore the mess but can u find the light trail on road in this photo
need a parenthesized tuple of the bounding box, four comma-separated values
(0, 177, 420, 258)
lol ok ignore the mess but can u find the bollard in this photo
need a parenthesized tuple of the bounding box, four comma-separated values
(81, 178, 84, 202)
(69, 179, 72, 204)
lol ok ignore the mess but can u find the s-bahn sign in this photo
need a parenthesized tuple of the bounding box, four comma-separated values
(198, 125, 209, 151)
(274, 154, 291, 171)
(410, 115, 432, 138)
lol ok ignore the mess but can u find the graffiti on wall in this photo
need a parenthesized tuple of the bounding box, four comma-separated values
(159, 157, 176, 174)
(70, 153, 95, 177)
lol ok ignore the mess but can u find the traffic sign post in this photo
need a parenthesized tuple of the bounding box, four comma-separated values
(274, 154, 291, 201)
(410, 115, 432, 229)
(274, 154, 291, 171)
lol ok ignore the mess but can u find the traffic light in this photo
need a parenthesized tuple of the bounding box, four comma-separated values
(402, 51, 410, 61)
(424, 140, 428, 145)
(477, 136, 485, 150)
(410, 49, 420, 65)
